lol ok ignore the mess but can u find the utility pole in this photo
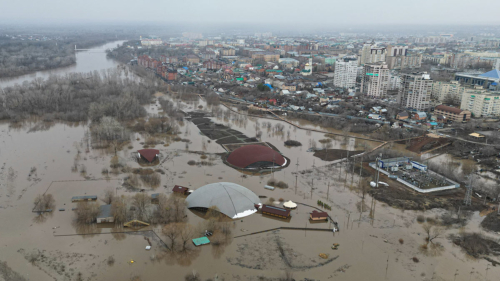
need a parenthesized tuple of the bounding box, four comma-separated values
(351, 155, 355, 186)
(311, 178, 314, 198)
(339, 155, 342, 180)
(376, 153, 382, 188)
(344, 150, 350, 189)
(327, 182, 330, 201)
(295, 158, 299, 195)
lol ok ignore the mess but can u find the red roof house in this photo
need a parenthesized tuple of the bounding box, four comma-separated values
(137, 149, 160, 162)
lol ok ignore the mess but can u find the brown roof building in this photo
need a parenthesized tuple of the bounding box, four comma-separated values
(310, 210, 328, 221)
(226, 145, 286, 169)
(173, 185, 190, 195)
(435, 105, 471, 122)
(262, 205, 290, 219)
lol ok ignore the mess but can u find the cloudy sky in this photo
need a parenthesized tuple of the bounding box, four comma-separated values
(1, 0, 500, 25)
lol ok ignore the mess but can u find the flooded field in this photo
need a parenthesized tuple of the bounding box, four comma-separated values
(1, 45, 499, 281)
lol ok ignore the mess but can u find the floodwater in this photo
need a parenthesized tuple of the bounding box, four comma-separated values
(0, 45, 498, 281)
(0, 40, 127, 89)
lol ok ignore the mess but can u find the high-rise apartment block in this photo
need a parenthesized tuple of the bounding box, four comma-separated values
(398, 72, 432, 111)
(334, 56, 358, 89)
(361, 62, 390, 98)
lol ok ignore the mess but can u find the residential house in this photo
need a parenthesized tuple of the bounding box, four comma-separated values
(413, 112, 427, 121)
(310, 210, 328, 221)
(396, 112, 409, 120)
(96, 205, 114, 224)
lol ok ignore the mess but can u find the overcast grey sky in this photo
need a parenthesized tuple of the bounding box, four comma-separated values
(2, 0, 500, 25)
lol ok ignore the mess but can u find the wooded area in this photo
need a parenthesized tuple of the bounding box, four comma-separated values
(1, 69, 167, 122)
(0, 33, 116, 78)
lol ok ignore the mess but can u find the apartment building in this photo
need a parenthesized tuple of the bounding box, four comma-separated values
(431, 81, 466, 102)
(398, 72, 432, 111)
(460, 90, 500, 117)
(434, 105, 471, 122)
(361, 62, 390, 98)
(251, 52, 280, 62)
(385, 45, 422, 70)
(359, 44, 386, 66)
(334, 56, 358, 89)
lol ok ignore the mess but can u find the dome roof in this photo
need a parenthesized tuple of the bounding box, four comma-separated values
(226, 145, 285, 169)
(186, 182, 260, 218)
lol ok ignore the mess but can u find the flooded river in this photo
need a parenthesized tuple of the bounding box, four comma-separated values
(0, 41, 127, 88)
(0, 42, 498, 281)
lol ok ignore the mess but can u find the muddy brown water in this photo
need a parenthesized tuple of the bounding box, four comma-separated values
(0, 50, 499, 280)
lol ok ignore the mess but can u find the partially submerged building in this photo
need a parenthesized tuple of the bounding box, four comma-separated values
(71, 195, 97, 202)
(137, 149, 160, 163)
(310, 210, 328, 221)
(261, 205, 291, 219)
(172, 185, 190, 195)
(226, 145, 287, 170)
(186, 182, 260, 219)
(97, 204, 113, 223)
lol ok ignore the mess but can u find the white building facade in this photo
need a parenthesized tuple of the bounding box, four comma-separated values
(334, 56, 358, 89)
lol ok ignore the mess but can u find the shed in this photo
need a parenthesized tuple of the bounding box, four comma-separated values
(310, 210, 328, 221)
(261, 205, 291, 219)
(192, 237, 211, 246)
(71, 195, 97, 202)
(173, 185, 190, 195)
(97, 204, 114, 224)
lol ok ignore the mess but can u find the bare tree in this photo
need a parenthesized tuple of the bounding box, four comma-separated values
(75, 202, 100, 224)
(132, 193, 151, 221)
(111, 196, 129, 225)
(162, 223, 181, 251)
(168, 195, 187, 223)
(102, 189, 115, 205)
(178, 223, 195, 252)
(33, 194, 55, 213)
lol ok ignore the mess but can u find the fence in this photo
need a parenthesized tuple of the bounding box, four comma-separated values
(368, 163, 459, 193)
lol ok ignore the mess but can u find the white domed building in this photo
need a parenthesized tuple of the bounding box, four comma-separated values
(186, 182, 261, 219)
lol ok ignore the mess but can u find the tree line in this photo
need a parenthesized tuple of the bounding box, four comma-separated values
(1, 69, 168, 122)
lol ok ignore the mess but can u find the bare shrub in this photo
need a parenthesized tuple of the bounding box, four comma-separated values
(412, 257, 419, 263)
(184, 271, 201, 281)
(187, 160, 196, 165)
(399, 238, 404, 244)
(140, 173, 161, 188)
(416, 215, 425, 223)
(267, 178, 277, 186)
(276, 181, 288, 189)
(107, 256, 115, 266)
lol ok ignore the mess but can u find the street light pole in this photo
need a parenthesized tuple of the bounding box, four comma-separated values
(376, 153, 382, 188)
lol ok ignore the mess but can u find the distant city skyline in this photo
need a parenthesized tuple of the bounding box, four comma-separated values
(2, 0, 500, 26)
